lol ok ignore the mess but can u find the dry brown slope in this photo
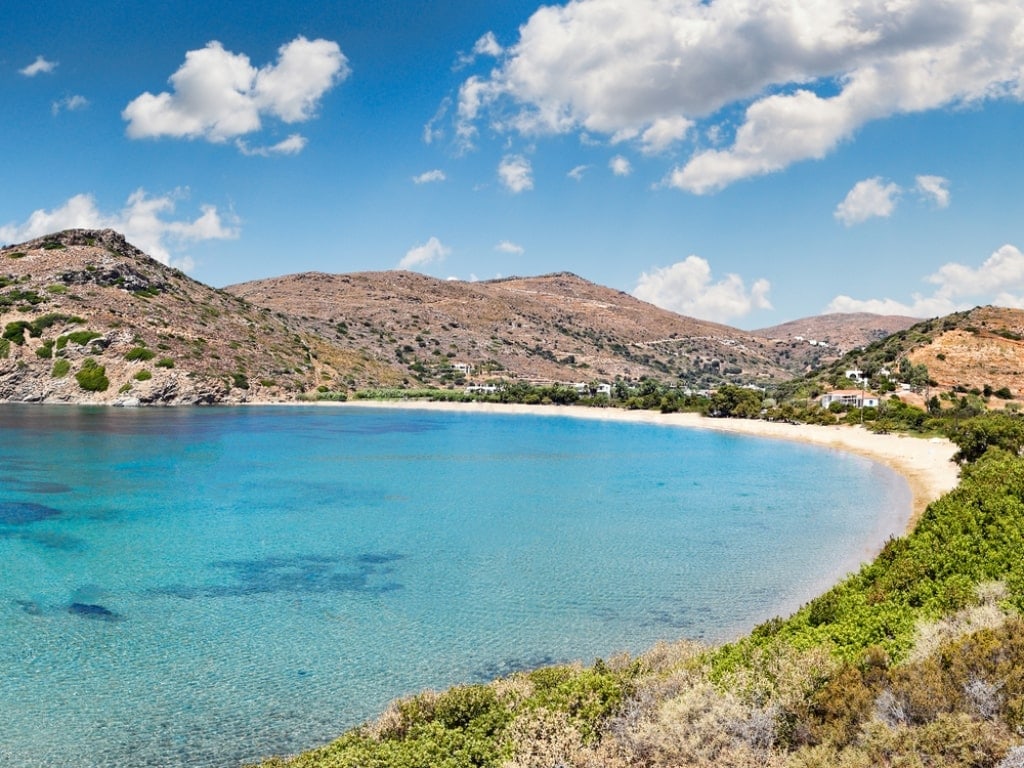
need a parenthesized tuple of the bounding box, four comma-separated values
(0, 230, 403, 404)
(905, 306, 1024, 397)
(226, 270, 795, 387)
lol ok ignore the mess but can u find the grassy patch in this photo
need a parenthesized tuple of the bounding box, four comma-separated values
(51, 359, 71, 378)
(133, 369, 152, 381)
(125, 346, 156, 362)
(156, 357, 175, 369)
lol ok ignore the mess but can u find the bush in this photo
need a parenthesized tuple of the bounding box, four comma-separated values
(51, 359, 70, 378)
(133, 369, 152, 381)
(125, 346, 156, 362)
(3, 321, 32, 345)
(63, 330, 102, 347)
(0, 338, 9, 358)
(156, 357, 175, 369)
(75, 358, 109, 392)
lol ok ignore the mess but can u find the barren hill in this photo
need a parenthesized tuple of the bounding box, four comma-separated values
(752, 312, 920, 374)
(8, 229, 1006, 407)
(0, 230, 403, 404)
(225, 270, 794, 388)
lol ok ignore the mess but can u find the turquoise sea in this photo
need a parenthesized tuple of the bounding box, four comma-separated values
(0, 405, 910, 768)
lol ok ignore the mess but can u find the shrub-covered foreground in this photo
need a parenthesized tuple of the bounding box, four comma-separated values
(256, 448, 1024, 768)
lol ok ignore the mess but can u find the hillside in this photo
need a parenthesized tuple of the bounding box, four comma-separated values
(752, 312, 919, 373)
(3, 228, 987, 406)
(0, 230, 404, 404)
(225, 270, 795, 388)
(780, 306, 1024, 408)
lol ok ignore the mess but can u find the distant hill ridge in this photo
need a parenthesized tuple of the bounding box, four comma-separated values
(0, 228, 966, 405)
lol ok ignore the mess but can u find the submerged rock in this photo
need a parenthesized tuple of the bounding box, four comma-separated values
(68, 602, 123, 622)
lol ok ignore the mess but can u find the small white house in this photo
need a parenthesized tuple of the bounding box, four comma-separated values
(821, 389, 880, 409)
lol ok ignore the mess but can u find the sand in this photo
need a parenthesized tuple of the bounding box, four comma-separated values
(334, 399, 961, 529)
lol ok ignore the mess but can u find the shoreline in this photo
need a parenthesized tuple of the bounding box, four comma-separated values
(330, 399, 960, 530)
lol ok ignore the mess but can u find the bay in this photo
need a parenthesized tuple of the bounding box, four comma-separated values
(0, 405, 909, 767)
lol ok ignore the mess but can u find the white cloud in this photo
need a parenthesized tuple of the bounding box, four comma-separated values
(456, 0, 1024, 192)
(235, 133, 308, 156)
(609, 155, 632, 176)
(474, 32, 504, 58)
(834, 177, 902, 225)
(498, 154, 533, 193)
(567, 164, 589, 181)
(633, 256, 772, 323)
(423, 97, 451, 145)
(495, 240, 524, 255)
(398, 236, 451, 270)
(20, 55, 57, 76)
(51, 94, 89, 116)
(123, 36, 348, 146)
(915, 174, 951, 208)
(826, 243, 1024, 316)
(413, 169, 447, 184)
(0, 190, 238, 271)
(640, 116, 693, 154)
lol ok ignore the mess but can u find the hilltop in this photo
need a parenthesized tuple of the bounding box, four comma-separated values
(0, 230, 404, 404)
(225, 270, 796, 388)
(3, 229, 1002, 407)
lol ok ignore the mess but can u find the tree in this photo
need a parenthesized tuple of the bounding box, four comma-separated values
(706, 384, 762, 418)
(948, 413, 1024, 463)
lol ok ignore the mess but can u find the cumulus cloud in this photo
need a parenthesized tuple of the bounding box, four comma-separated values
(51, 95, 89, 116)
(633, 256, 772, 323)
(235, 133, 307, 156)
(20, 55, 57, 76)
(827, 243, 1024, 316)
(455, 0, 1024, 192)
(916, 174, 951, 208)
(495, 240, 524, 254)
(498, 154, 533, 193)
(609, 155, 632, 176)
(0, 190, 239, 271)
(413, 169, 447, 184)
(835, 177, 902, 225)
(398, 236, 451, 270)
(123, 36, 348, 147)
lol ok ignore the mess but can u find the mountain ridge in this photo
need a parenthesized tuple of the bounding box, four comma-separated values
(0, 229, 959, 405)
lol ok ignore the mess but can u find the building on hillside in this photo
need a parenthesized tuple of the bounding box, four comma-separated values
(820, 389, 880, 409)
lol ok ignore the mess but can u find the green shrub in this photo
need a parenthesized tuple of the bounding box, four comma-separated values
(3, 321, 32, 345)
(232, 372, 249, 390)
(63, 330, 102, 346)
(133, 369, 152, 381)
(45, 284, 68, 294)
(75, 358, 109, 392)
(31, 313, 83, 335)
(0, 338, 10, 358)
(6, 251, 26, 259)
(35, 340, 54, 359)
(51, 359, 70, 378)
(118, 382, 132, 394)
(156, 357, 175, 369)
(125, 346, 156, 362)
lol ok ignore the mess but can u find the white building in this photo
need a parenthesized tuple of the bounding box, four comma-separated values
(820, 389, 880, 409)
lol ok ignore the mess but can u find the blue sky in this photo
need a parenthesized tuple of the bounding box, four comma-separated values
(2, 0, 1023, 329)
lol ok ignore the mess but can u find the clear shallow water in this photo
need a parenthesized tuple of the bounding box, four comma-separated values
(0, 405, 909, 768)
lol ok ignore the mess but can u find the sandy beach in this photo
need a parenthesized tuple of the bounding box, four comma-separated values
(334, 399, 961, 529)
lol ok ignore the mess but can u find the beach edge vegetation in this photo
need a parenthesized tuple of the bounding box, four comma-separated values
(252, 418, 1024, 768)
